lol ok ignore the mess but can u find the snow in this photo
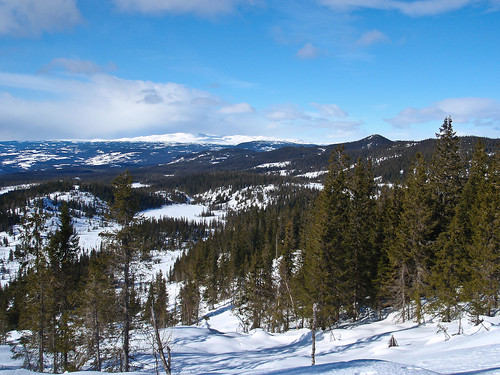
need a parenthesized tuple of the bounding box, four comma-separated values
(139, 203, 224, 223)
(297, 171, 328, 179)
(255, 161, 291, 169)
(85, 152, 139, 166)
(1, 309, 499, 374)
(132, 182, 150, 188)
(0, 184, 36, 195)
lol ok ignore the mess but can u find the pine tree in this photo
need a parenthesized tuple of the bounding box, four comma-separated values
(274, 219, 296, 331)
(76, 252, 118, 371)
(105, 171, 140, 372)
(386, 153, 434, 322)
(462, 142, 499, 320)
(179, 278, 200, 326)
(46, 202, 79, 371)
(302, 146, 350, 328)
(430, 116, 464, 236)
(374, 185, 404, 317)
(427, 118, 467, 322)
(344, 158, 377, 319)
(145, 272, 171, 329)
(18, 209, 50, 372)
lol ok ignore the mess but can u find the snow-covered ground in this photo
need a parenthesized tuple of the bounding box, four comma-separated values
(139, 203, 224, 223)
(1, 306, 499, 374)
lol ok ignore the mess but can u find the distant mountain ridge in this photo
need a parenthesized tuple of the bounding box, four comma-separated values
(0, 136, 309, 175)
(0, 134, 498, 185)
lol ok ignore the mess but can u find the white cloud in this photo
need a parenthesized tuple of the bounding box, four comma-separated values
(112, 0, 253, 17)
(264, 104, 311, 121)
(0, 0, 81, 37)
(38, 58, 116, 76)
(296, 43, 322, 59)
(0, 72, 246, 139)
(318, 0, 480, 16)
(356, 30, 389, 47)
(386, 97, 500, 128)
(218, 103, 256, 114)
(0, 71, 366, 143)
(310, 103, 348, 118)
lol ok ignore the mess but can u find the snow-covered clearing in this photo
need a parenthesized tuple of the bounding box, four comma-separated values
(139, 203, 224, 223)
(1, 307, 499, 374)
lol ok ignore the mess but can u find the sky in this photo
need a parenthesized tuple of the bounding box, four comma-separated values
(0, 0, 499, 144)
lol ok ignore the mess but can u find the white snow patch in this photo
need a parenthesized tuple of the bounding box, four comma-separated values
(255, 161, 291, 169)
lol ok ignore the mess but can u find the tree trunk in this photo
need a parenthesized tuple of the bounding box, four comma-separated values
(39, 265, 45, 373)
(93, 304, 101, 371)
(151, 305, 171, 375)
(311, 303, 318, 366)
(123, 256, 130, 372)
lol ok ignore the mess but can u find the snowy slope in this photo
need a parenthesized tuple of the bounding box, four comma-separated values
(1, 306, 499, 374)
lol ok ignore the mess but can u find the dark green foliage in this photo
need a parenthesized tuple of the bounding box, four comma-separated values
(179, 279, 200, 326)
(145, 272, 172, 328)
(460, 142, 499, 320)
(384, 153, 434, 322)
(430, 116, 465, 235)
(75, 251, 118, 371)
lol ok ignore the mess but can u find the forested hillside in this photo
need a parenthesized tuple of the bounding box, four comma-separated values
(0, 118, 498, 373)
(171, 117, 499, 333)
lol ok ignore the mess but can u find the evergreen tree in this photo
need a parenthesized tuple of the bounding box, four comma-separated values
(145, 272, 171, 329)
(179, 278, 200, 326)
(274, 219, 296, 331)
(386, 153, 434, 322)
(462, 142, 499, 320)
(46, 202, 79, 371)
(430, 116, 464, 236)
(302, 146, 350, 328)
(374, 185, 404, 317)
(344, 158, 377, 319)
(105, 171, 141, 372)
(18, 209, 50, 372)
(76, 252, 118, 371)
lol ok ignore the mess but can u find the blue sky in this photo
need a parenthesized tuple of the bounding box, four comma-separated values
(0, 0, 499, 143)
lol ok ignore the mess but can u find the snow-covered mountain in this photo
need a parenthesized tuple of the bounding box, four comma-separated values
(0, 134, 308, 175)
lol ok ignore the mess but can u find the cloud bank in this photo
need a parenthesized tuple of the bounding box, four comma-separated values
(386, 97, 500, 128)
(0, 0, 81, 37)
(0, 67, 363, 143)
(0, 71, 242, 139)
(111, 0, 254, 16)
(317, 0, 496, 16)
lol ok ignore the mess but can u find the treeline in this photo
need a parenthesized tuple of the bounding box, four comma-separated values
(171, 117, 499, 332)
(144, 170, 285, 196)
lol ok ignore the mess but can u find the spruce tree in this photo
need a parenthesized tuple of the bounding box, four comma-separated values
(76, 252, 118, 371)
(18, 209, 50, 372)
(145, 272, 171, 328)
(462, 142, 499, 320)
(386, 153, 434, 322)
(302, 146, 350, 328)
(105, 171, 140, 372)
(46, 202, 79, 371)
(344, 158, 377, 319)
(430, 116, 464, 236)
